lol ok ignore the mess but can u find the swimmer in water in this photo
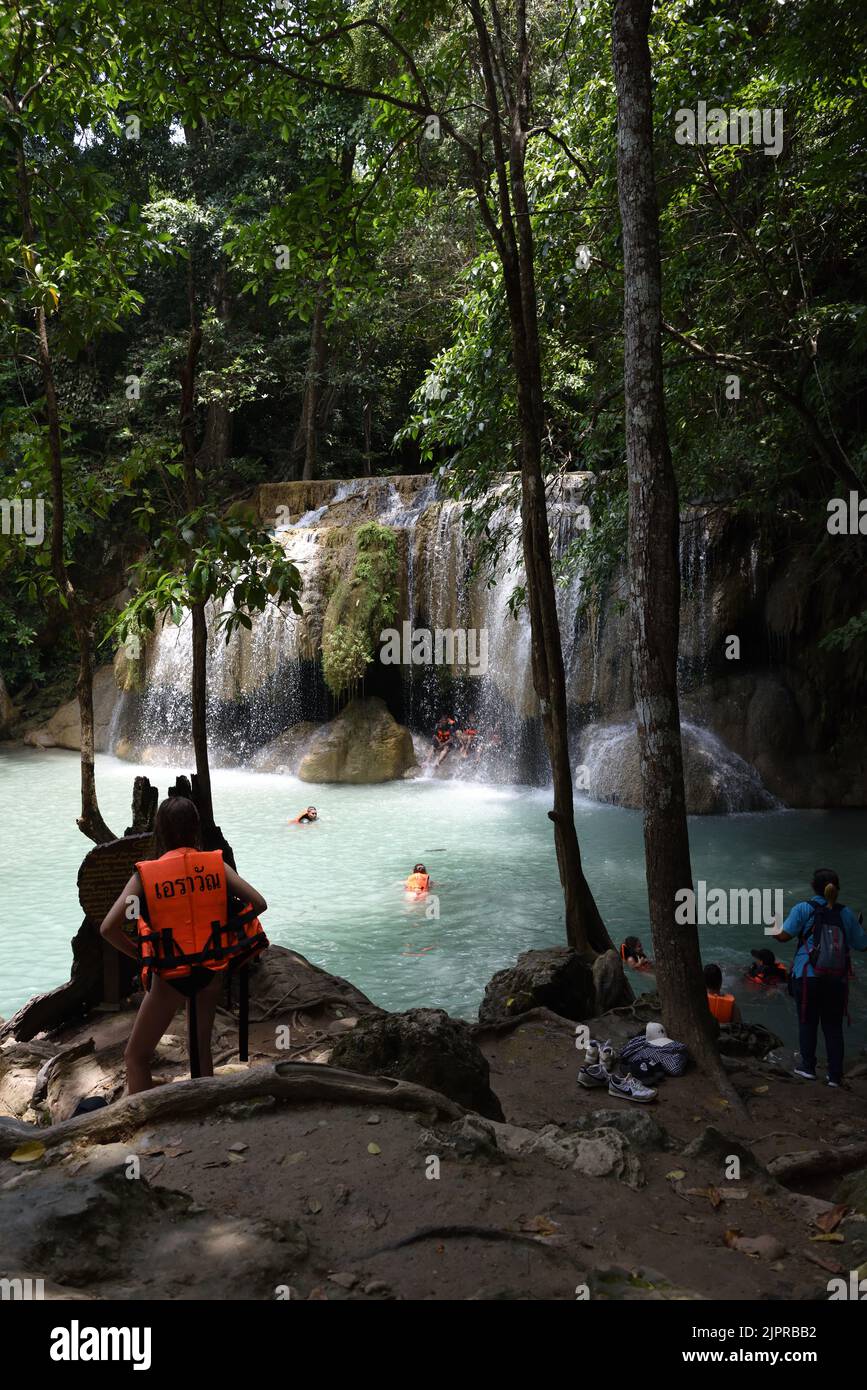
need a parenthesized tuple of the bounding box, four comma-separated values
(404, 863, 431, 898)
(288, 806, 318, 825)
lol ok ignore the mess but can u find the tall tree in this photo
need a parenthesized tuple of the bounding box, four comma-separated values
(0, 2, 155, 842)
(175, 0, 615, 960)
(612, 0, 727, 1080)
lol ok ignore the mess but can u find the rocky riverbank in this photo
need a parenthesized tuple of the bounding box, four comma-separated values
(2, 944, 866, 1302)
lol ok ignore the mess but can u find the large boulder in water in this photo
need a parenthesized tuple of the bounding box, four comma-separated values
(250, 722, 319, 774)
(329, 1007, 504, 1120)
(580, 720, 777, 814)
(298, 696, 416, 784)
(478, 946, 631, 1025)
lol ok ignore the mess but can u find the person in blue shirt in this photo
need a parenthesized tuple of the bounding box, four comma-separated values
(772, 868, 867, 1086)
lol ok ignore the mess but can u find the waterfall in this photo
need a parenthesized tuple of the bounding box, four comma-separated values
(111, 472, 781, 810)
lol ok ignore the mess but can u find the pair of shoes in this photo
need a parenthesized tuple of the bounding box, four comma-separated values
(793, 1067, 816, 1080)
(607, 1072, 657, 1104)
(577, 1038, 615, 1090)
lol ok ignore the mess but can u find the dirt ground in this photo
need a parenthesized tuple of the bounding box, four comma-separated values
(3, 1002, 865, 1301)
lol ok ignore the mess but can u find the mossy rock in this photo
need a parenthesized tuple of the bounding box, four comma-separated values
(297, 697, 416, 784)
(320, 522, 398, 698)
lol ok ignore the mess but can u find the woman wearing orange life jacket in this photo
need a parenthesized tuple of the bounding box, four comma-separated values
(405, 863, 431, 897)
(704, 963, 741, 1025)
(100, 797, 268, 1096)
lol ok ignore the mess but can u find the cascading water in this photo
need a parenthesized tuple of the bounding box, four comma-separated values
(111, 473, 780, 810)
(580, 720, 779, 814)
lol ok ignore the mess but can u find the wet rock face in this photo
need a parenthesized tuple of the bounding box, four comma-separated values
(297, 696, 416, 784)
(580, 720, 777, 814)
(478, 947, 599, 1025)
(329, 1007, 504, 1121)
(250, 722, 319, 774)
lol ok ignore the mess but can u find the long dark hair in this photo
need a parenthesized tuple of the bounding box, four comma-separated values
(153, 797, 201, 856)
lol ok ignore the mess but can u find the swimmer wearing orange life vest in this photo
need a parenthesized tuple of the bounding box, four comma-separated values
(100, 797, 268, 1096)
(405, 863, 431, 899)
(704, 962, 741, 1025)
(288, 806, 318, 825)
(745, 947, 787, 987)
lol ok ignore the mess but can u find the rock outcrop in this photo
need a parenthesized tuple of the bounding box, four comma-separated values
(0, 672, 16, 737)
(250, 723, 319, 774)
(22, 664, 119, 752)
(298, 696, 416, 784)
(329, 1007, 504, 1120)
(580, 720, 777, 814)
(478, 946, 632, 1025)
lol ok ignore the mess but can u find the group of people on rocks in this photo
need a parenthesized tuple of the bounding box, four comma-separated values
(604, 867, 867, 1101)
(429, 712, 501, 769)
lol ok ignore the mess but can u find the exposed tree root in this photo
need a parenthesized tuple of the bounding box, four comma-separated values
(360, 1224, 565, 1260)
(766, 1141, 867, 1187)
(472, 1007, 578, 1038)
(0, 1061, 462, 1157)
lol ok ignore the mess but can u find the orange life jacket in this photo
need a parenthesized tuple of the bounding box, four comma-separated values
(136, 848, 267, 986)
(405, 872, 430, 894)
(707, 991, 735, 1023)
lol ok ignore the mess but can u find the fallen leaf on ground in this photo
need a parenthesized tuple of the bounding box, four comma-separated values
(813, 1204, 848, 1234)
(228, 1152, 246, 1164)
(666, 1169, 686, 1181)
(228, 1142, 249, 1154)
(308, 1198, 323, 1214)
(752, 1085, 769, 1095)
(803, 1248, 846, 1275)
(164, 1146, 190, 1159)
(520, 1215, 560, 1237)
(810, 1232, 845, 1243)
(10, 1141, 45, 1164)
(367, 1142, 381, 1155)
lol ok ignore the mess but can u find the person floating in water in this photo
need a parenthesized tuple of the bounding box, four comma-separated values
(100, 797, 268, 1095)
(288, 806, 318, 824)
(404, 863, 431, 899)
(620, 936, 653, 970)
(746, 947, 787, 987)
(704, 963, 741, 1024)
(771, 868, 867, 1087)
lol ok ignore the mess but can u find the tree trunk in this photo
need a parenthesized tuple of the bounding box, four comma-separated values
(612, 0, 727, 1078)
(13, 136, 114, 844)
(503, 150, 613, 957)
(179, 319, 216, 839)
(72, 608, 115, 843)
(301, 290, 328, 481)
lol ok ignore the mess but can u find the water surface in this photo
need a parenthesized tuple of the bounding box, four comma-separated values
(1, 749, 865, 1059)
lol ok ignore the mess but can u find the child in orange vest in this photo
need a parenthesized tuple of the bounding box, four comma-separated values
(704, 963, 741, 1024)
